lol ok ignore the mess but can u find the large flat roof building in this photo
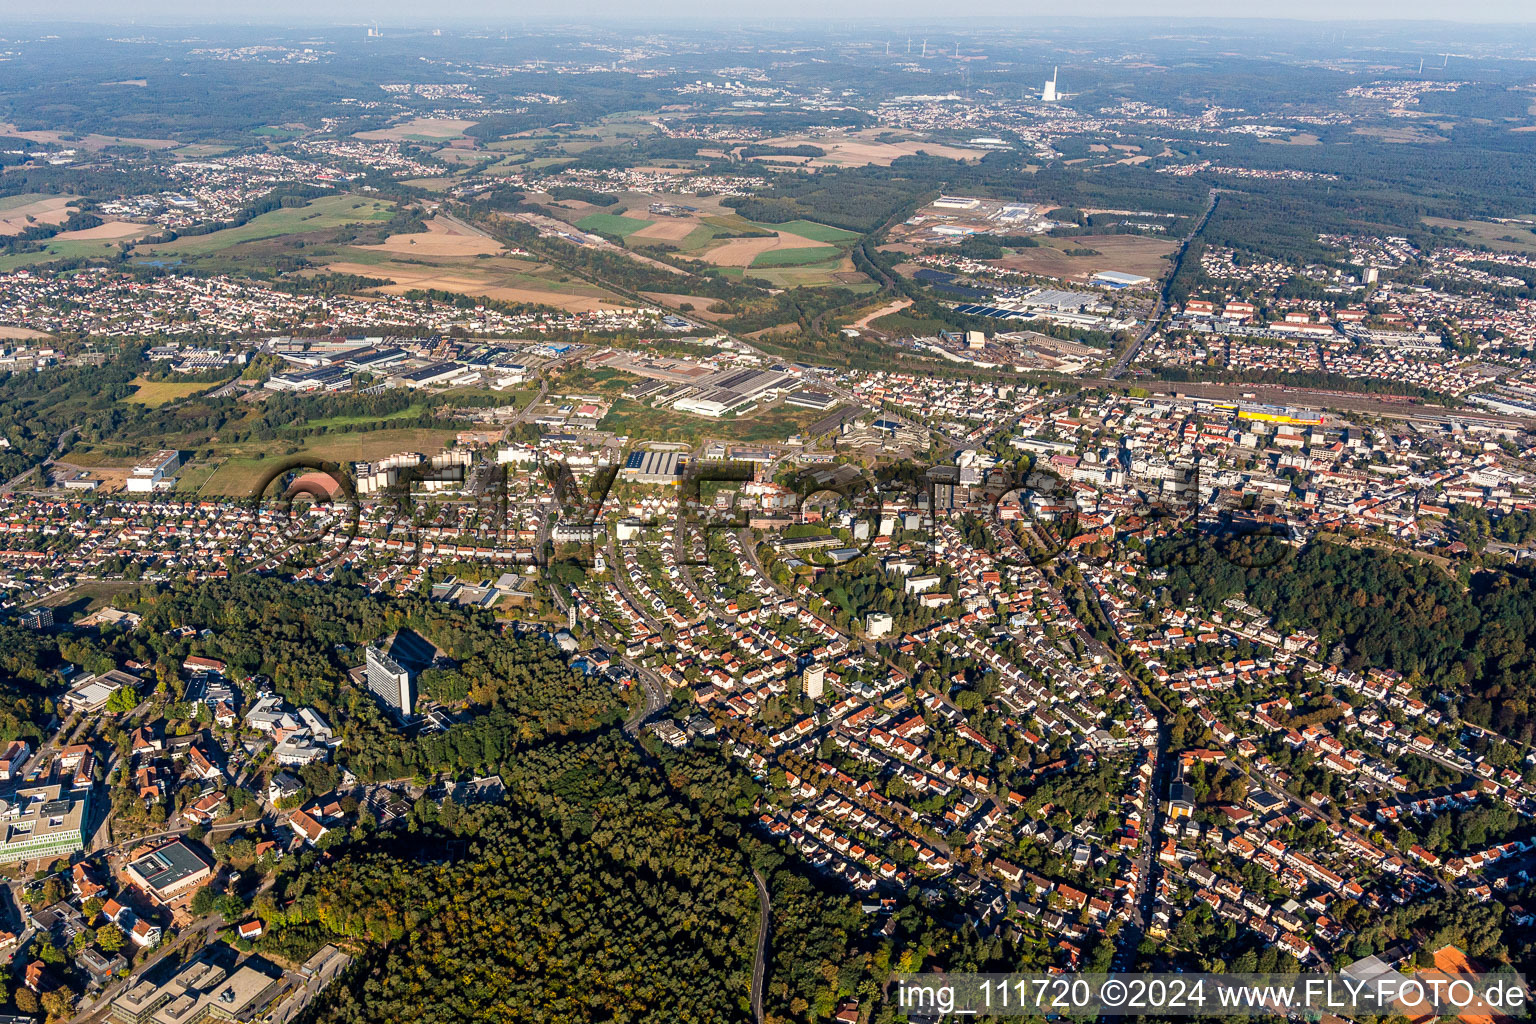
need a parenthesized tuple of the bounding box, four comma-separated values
(109, 957, 281, 1024)
(126, 450, 180, 494)
(1090, 270, 1152, 289)
(0, 784, 89, 865)
(622, 450, 684, 485)
(125, 838, 213, 904)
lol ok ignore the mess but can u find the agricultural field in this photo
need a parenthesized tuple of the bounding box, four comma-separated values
(574, 212, 655, 238)
(133, 195, 396, 257)
(0, 122, 178, 151)
(0, 236, 139, 271)
(54, 220, 151, 242)
(0, 194, 76, 234)
(749, 129, 983, 168)
(484, 113, 659, 157)
(639, 293, 733, 319)
(989, 234, 1177, 282)
(750, 245, 840, 268)
(355, 117, 477, 142)
(359, 216, 504, 257)
(322, 249, 634, 312)
(535, 192, 864, 284)
(755, 220, 861, 244)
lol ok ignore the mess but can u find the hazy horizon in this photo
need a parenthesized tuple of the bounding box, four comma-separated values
(2, 0, 1534, 26)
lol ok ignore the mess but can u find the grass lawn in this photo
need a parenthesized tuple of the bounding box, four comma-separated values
(439, 387, 539, 410)
(872, 310, 965, 335)
(135, 195, 396, 257)
(122, 377, 210, 407)
(197, 427, 461, 496)
(575, 212, 654, 238)
(174, 460, 221, 494)
(32, 581, 140, 621)
(56, 447, 136, 468)
(600, 399, 824, 443)
(0, 238, 134, 271)
(1423, 216, 1536, 255)
(750, 261, 865, 289)
(750, 246, 840, 268)
(299, 403, 430, 430)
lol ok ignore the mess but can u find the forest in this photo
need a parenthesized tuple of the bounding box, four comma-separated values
(279, 737, 770, 1024)
(1156, 538, 1536, 740)
(118, 577, 622, 781)
(0, 573, 1085, 1023)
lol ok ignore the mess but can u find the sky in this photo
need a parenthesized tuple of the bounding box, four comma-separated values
(7, 0, 1535, 24)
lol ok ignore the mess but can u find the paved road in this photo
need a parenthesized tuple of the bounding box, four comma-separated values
(1107, 189, 1219, 380)
(544, 563, 670, 736)
(67, 918, 224, 1024)
(750, 868, 771, 1024)
(1, 426, 75, 493)
(93, 816, 266, 857)
(1116, 725, 1169, 970)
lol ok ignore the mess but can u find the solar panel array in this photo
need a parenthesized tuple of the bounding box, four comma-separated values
(955, 304, 1028, 319)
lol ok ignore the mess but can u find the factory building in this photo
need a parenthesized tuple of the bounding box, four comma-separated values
(126, 450, 180, 494)
(1090, 270, 1152, 289)
(623, 450, 685, 485)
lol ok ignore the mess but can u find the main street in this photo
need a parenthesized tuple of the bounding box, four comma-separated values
(750, 868, 771, 1024)
(1107, 188, 1220, 380)
(542, 543, 671, 736)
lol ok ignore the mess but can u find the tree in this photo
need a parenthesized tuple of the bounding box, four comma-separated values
(97, 924, 126, 953)
(214, 894, 248, 923)
(105, 686, 140, 715)
(190, 886, 217, 917)
(40, 988, 73, 1023)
